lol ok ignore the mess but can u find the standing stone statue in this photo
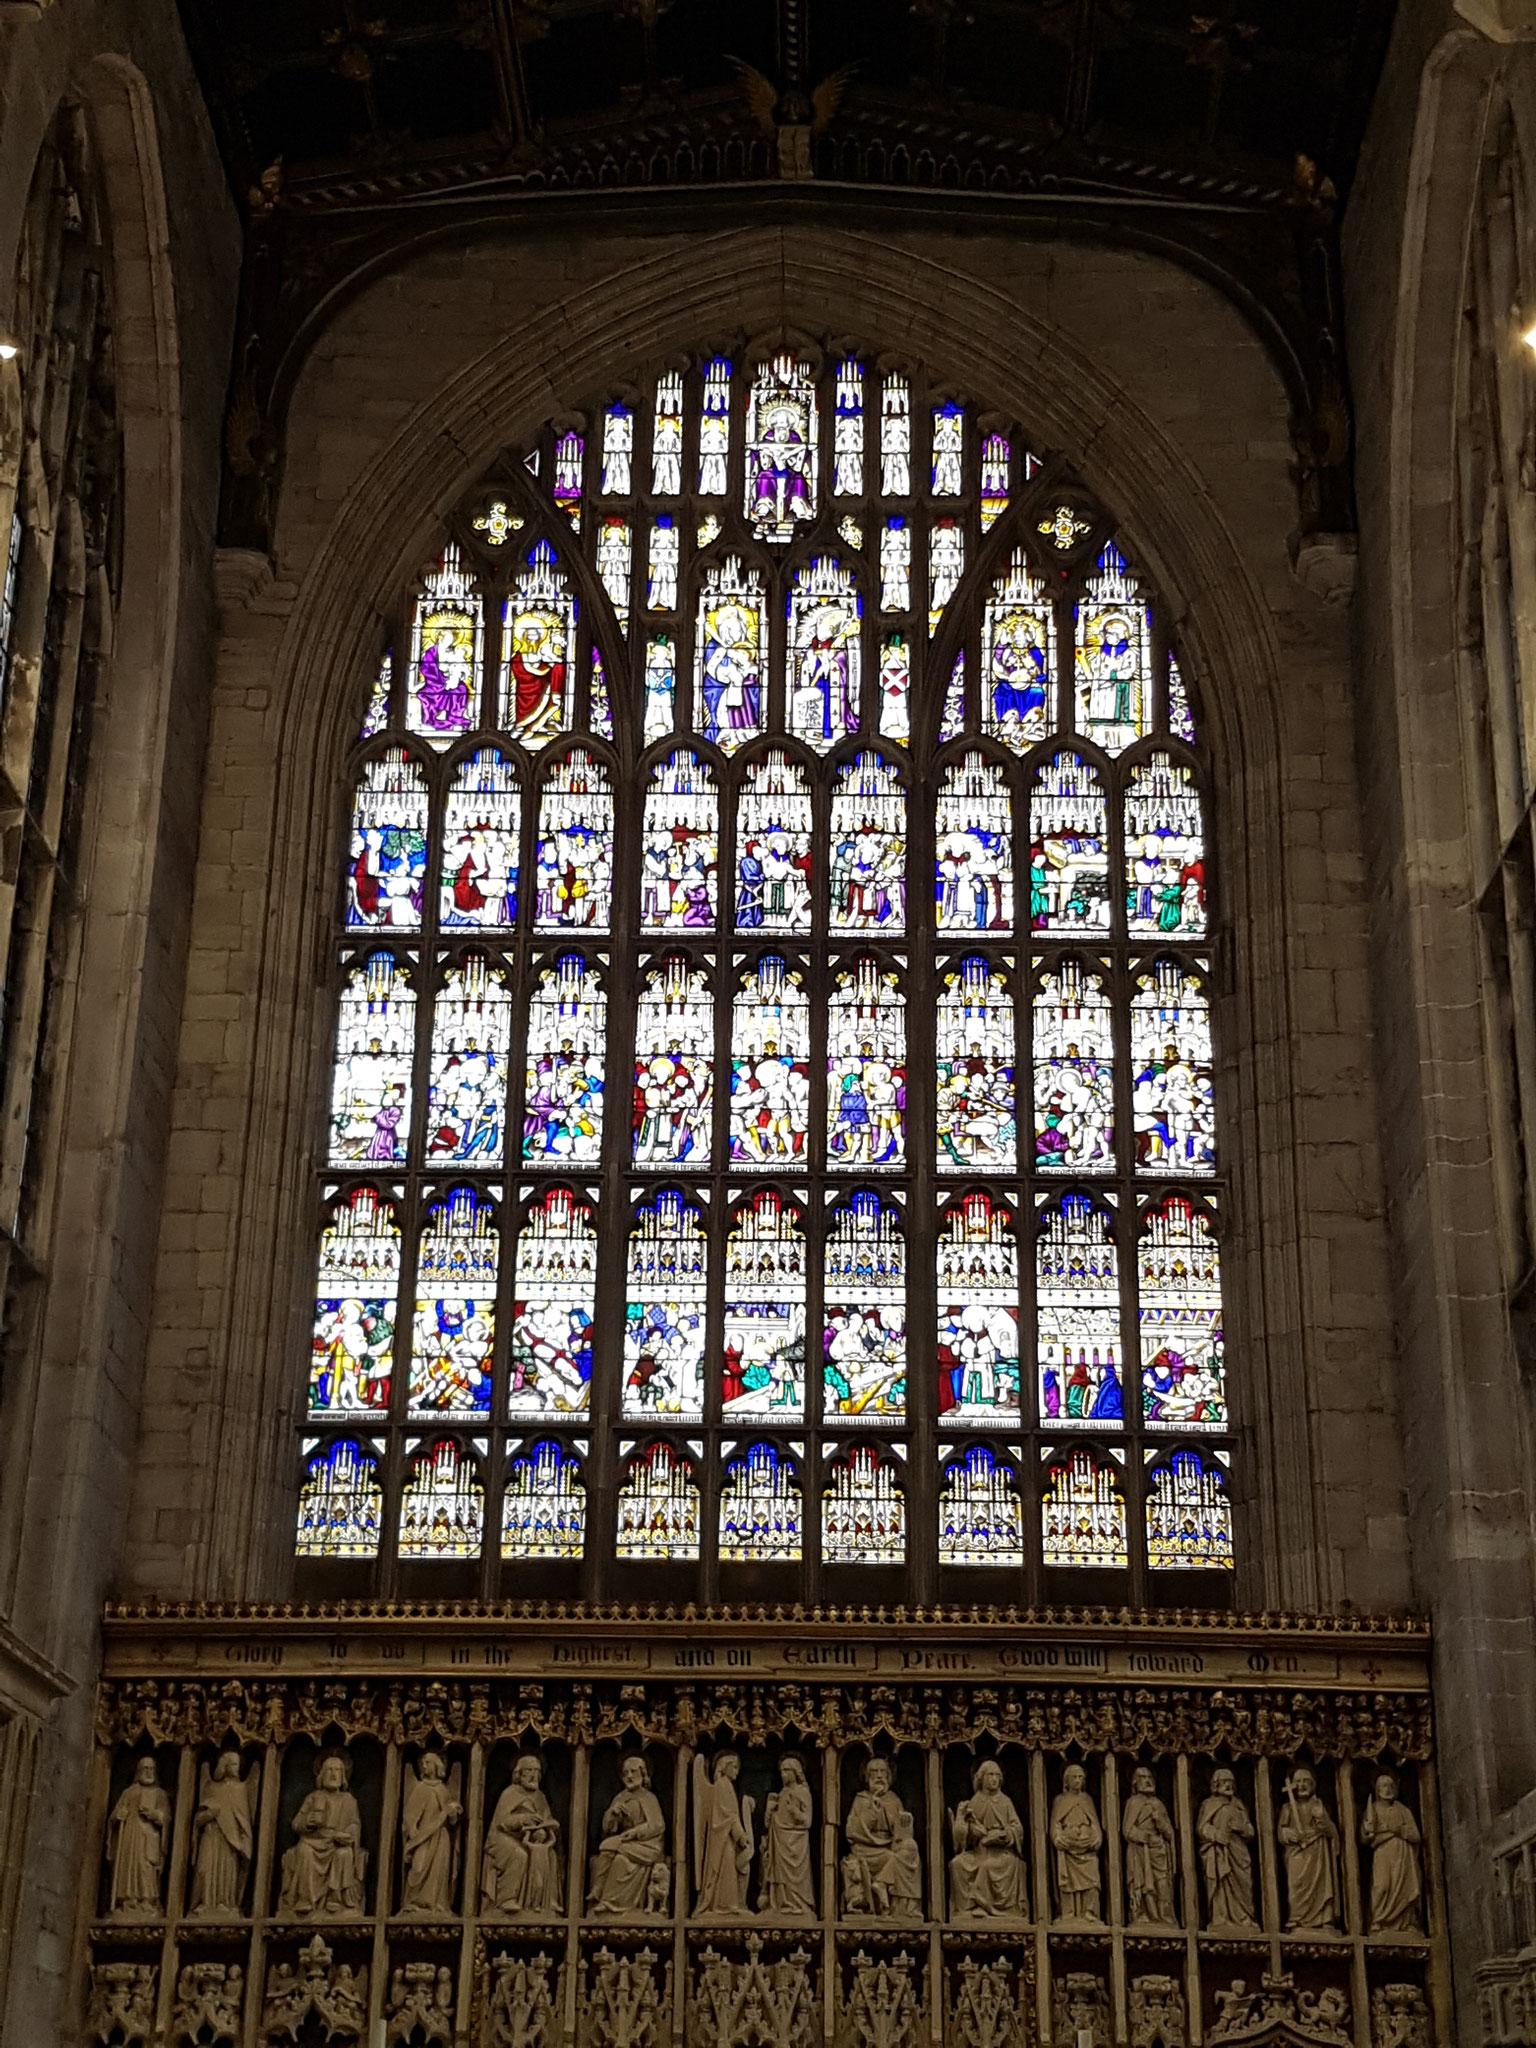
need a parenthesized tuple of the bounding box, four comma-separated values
(1197, 1769, 1258, 1930)
(759, 1755, 815, 1917)
(1122, 1767, 1178, 1926)
(188, 1752, 258, 1918)
(1050, 1764, 1104, 1924)
(693, 1752, 755, 1917)
(1277, 1767, 1339, 1932)
(106, 1757, 173, 1917)
(587, 1755, 668, 1916)
(481, 1754, 563, 1916)
(948, 1759, 1026, 1920)
(399, 1753, 463, 1915)
(279, 1752, 368, 1919)
(841, 1756, 923, 1921)
(1360, 1773, 1422, 1933)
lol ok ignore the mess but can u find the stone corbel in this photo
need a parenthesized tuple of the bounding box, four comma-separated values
(1289, 531, 1358, 604)
(213, 545, 276, 626)
(1455, 0, 1536, 39)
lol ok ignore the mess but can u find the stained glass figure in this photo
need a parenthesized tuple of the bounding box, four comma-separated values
(597, 517, 632, 630)
(822, 1444, 905, 1563)
(310, 1187, 399, 1417)
(329, 952, 415, 1166)
(1125, 755, 1206, 937)
(932, 403, 964, 495)
(534, 750, 613, 930)
(1041, 1447, 1127, 1568)
(698, 514, 722, 549)
(426, 954, 511, 1164)
(878, 634, 911, 742)
(1132, 962, 1215, 1175)
(1037, 1195, 1122, 1426)
(980, 435, 1009, 532)
(652, 372, 684, 495)
(736, 751, 813, 931)
(936, 958, 1015, 1172)
(983, 553, 1054, 750)
(439, 750, 519, 931)
(823, 1192, 906, 1418)
(615, 1441, 700, 1559)
(1030, 754, 1110, 935)
(473, 500, 522, 548)
(834, 359, 864, 496)
(360, 651, 391, 739)
(699, 358, 732, 495)
(601, 405, 633, 495)
(1038, 506, 1091, 551)
(827, 960, 906, 1168)
(501, 1439, 586, 1559)
(643, 633, 676, 743)
(787, 557, 862, 750)
(839, 517, 863, 549)
(936, 1193, 1019, 1423)
(880, 519, 910, 613)
(640, 750, 718, 930)
(1074, 543, 1152, 753)
(829, 753, 906, 934)
(624, 1192, 707, 1418)
(632, 958, 713, 1166)
(745, 354, 818, 542)
(522, 954, 605, 1163)
(1168, 654, 1195, 742)
(939, 655, 966, 743)
(410, 1186, 498, 1415)
(1033, 960, 1115, 1172)
(408, 543, 483, 745)
(929, 519, 966, 632)
(296, 1439, 382, 1557)
(510, 1189, 596, 1415)
(1145, 1448, 1233, 1570)
(1139, 1196, 1225, 1430)
(647, 518, 679, 611)
(937, 753, 1013, 932)
(939, 1445, 1024, 1565)
(694, 558, 766, 752)
(498, 540, 574, 742)
(346, 749, 428, 930)
(719, 1443, 802, 1562)
(399, 1437, 485, 1558)
(554, 431, 584, 528)
(880, 375, 911, 496)
(589, 648, 614, 740)
(729, 956, 810, 1165)
(723, 1190, 807, 1417)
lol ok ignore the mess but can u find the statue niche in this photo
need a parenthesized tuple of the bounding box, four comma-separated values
(278, 1751, 368, 1920)
(188, 1752, 258, 1919)
(947, 1760, 1026, 1921)
(482, 1753, 564, 1918)
(841, 1756, 923, 1922)
(693, 1751, 755, 1919)
(588, 1755, 670, 1918)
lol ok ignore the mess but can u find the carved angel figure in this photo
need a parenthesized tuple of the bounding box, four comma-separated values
(841, 1756, 923, 1922)
(106, 1757, 172, 1917)
(693, 1751, 755, 1918)
(278, 1753, 367, 1919)
(482, 1754, 563, 1917)
(188, 1751, 258, 1918)
(948, 1760, 1026, 1920)
(400, 1753, 463, 1915)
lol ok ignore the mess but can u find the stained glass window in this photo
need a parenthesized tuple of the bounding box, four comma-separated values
(360, 652, 392, 739)
(534, 751, 613, 931)
(1037, 1196, 1123, 1427)
(939, 656, 966, 743)
(936, 958, 1015, 1172)
(980, 436, 1010, 531)
(830, 754, 905, 934)
(329, 953, 416, 1166)
(511, 1190, 596, 1415)
(633, 959, 713, 1166)
(937, 753, 1013, 933)
(787, 557, 861, 750)
(932, 403, 964, 496)
(824, 1193, 906, 1420)
(719, 1443, 803, 1562)
(823, 1444, 905, 1563)
(730, 958, 810, 1165)
(647, 518, 679, 611)
(699, 358, 731, 494)
(597, 516, 632, 628)
(310, 1188, 399, 1418)
(500, 540, 573, 741)
(297, 1439, 383, 1558)
(427, 954, 511, 1163)
(880, 519, 910, 612)
(695, 559, 766, 751)
(834, 360, 864, 496)
(878, 633, 911, 740)
(880, 375, 911, 496)
(745, 355, 817, 542)
(440, 751, 519, 930)
(643, 633, 676, 742)
(827, 960, 906, 1169)
(624, 1192, 707, 1419)
(408, 545, 483, 745)
(724, 1191, 807, 1418)
(410, 1187, 498, 1416)
(1125, 755, 1206, 937)
(523, 954, 605, 1163)
(1030, 755, 1109, 934)
(936, 1194, 1019, 1422)
(1131, 961, 1215, 1175)
(1145, 1448, 1232, 1570)
(940, 1445, 1025, 1566)
(1139, 1196, 1225, 1430)
(736, 753, 812, 930)
(601, 406, 633, 495)
(347, 749, 429, 930)
(1041, 1448, 1128, 1568)
(652, 372, 684, 496)
(1033, 960, 1115, 1172)
(983, 551, 1054, 750)
(399, 1438, 485, 1559)
(1074, 543, 1152, 753)
(640, 751, 718, 930)
(929, 519, 965, 630)
(616, 1441, 700, 1560)
(553, 433, 584, 527)
(502, 1439, 586, 1559)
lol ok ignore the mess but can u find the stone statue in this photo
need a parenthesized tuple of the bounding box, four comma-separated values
(106, 1757, 172, 1917)
(588, 1756, 668, 1916)
(1360, 1774, 1422, 1933)
(188, 1751, 258, 1918)
(1050, 1763, 1104, 1924)
(693, 1752, 755, 1918)
(841, 1756, 923, 1921)
(481, 1754, 563, 1917)
(947, 1759, 1026, 1919)
(278, 1752, 368, 1919)
(1197, 1769, 1258, 1930)
(1122, 1766, 1178, 1926)
(759, 1755, 815, 1918)
(1277, 1767, 1339, 1931)
(399, 1753, 463, 1915)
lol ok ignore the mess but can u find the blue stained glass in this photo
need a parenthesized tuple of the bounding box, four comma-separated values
(522, 954, 604, 1164)
(632, 957, 713, 1166)
(936, 958, 1015, 1172)
(652, 372, 684, 496)
(399, 1438, 484, 1558)
(699, 358, 732, 495)
(745, 354, 817, 542)
(1125, 755, 1206, 937)
(983, 551, 1054, 751)
(823, 1191, 906, 1420)
(932, 402, 964, 496)
(1139, 1196, 1225, 1430)
(1146, 1449, 1233, 1570)
(936, 1192, 1019, 1424)
(1029, 752, 1110, 935)
(409, 1186, 498, 1416)
(502, 1440, 586, 1559)
(735, 751, 812, 932)
(510, 1189, 596, 1416)
(1037, 1195, 1122, 1427)
(823, 1443, 905, 1562)
(616, 1441, 699, 1559)
(623, 1191, 708, 1419)
(440, 750, 519, 930)
(640, 750, 718, 930)
(833, 359, 864, 497)
(695, 559, 766, 753)
(827, 958, 906, 1169)
(719, 1443, 802, 1562)
(346, 749, 429, 931)
(829, 753, 906, 934)
(730, 957, 810, 1166)
(329, 952, 416, 1166)
(880, 519, 911, 612)
(426, 954, 511, 1165)
(296, 1438, 382, 1558)
(1131, 961, 1216, 1175)
(310, 1186, 399, 1418)
(936, 751, 1013, 932)
(723, 1190, 807, 1419)
(534, 750, 613, 931)
(939, 1445, 1024, 1566)
(643, 633, 676, 743)
(1041, 1448, 1127, 1568)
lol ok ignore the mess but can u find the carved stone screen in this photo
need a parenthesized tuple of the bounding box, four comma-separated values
(301, 348, 1230, 1608)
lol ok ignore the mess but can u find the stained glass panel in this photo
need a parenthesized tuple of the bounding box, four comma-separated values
(829, 753, 906, 934)
(695, 559, 766, 752)
(878, 633, 911, 741)
(360, 651, 391, 739)
(719, 1442, 802, 1562)
(1168, 654, 1195, 742)
(729, 957, 810, 1166)
(310, 1187, 399, 1418)
(399, 1438, 485, 1559)
(929, 519, 965, 631)
(1131, 961, 1216, 1176)
(1074, 543, 1152, 753)
(407, 543, 483, 745)
(643, 633, 676, 743)
(346, 749, 428, 931)
(601, 405, 633, 495)
(1146, 1448, 1233, 1570)
(1125, 755, 1206, 938)
(633, 957, 713, 1167)
(936, 958, 1015, 1172)
(501, 1439, 586, 1559)
(1041, 1447, 1128, 1568)
(647, 518, 680, 611)
(736, 752, 812, 932)
(534, 751, 613, 931)
(553, 431, 584, 527)
(937, 752, 1013, 933)
(522, 954, 605, 1164)
(940, 1445, 1024, 1566)
(880, 375, 911, 496)
(823, 1444, 904, 1563)
(440, 750, 519, 931)
(652, 372, 684, 496)
(980, 435, 1009, 532)
(827, 959, 906, 1169)
(409, 1186, 498, 1416)
(616, 1441, 700, 1560)
(1032, 960, 1115, 1173)
(624, 1192, 707, 1419)
(1139, 1196, 1225, 1430)
(745, 355, 817, 542)
(723, 1190, 806, 1419)
(597, 517, 632, 629)
(498, 540, 574, 742)
(1029, 753, 1110, 935)
(936, 1193, 1020, 1423)
(931, 403, 964, 496)
(296, 1438, 383, 1558)
(329, 953, 415, 1167)
(426, 954, 511, 1164)
(589, 648, 613, 740)
(1037, 1195, 1123, 1427)
(640, 751, 717, 933)
(939, 656, 965, 743)
(880, 519, 910, 613)
(983, 552, 1054, 751)
(823, 1192, 906, 1420)
(510, 1189, 596, 1415)
(699, 358, 731, 494)
(834, 359, 864, 496)
(787, 557, 862, 751)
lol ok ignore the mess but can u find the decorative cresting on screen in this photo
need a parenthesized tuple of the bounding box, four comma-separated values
(86, 1608, 1445, 2048)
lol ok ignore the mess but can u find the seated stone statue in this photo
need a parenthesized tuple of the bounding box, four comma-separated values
(587, 1756, 667, 1917)
(481, 1754, 563, 1916)
(278, 1754, 367, 1919)
(841, 1756, 923, 1922)
(948, 1760, 1026, 1919)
